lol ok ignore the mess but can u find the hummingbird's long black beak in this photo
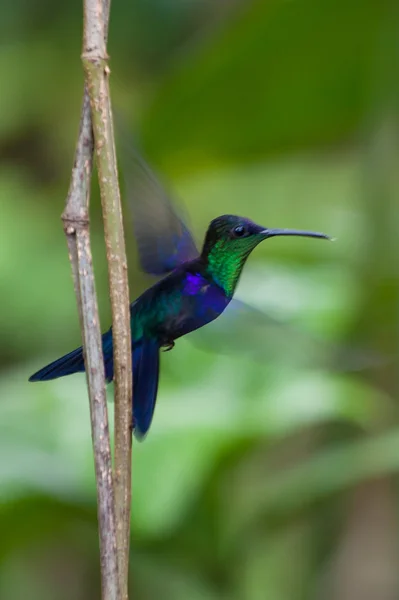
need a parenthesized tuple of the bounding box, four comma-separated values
(261, 228, 332, 241)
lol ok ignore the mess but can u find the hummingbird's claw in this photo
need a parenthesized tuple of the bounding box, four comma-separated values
(162, 341, 175, 352)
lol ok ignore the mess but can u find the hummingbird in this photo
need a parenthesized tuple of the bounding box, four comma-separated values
(29, 144, 331, 439)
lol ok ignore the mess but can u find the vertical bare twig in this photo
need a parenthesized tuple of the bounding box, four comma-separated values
(81, 1, 133, 598)
(62, 92, 118, 599)
(61, 0, 132, 597)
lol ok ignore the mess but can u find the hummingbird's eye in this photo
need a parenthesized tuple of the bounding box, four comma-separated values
(232, 225, 247, 238)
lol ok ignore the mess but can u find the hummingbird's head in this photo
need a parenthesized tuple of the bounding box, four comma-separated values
(201, 214, 331, 295)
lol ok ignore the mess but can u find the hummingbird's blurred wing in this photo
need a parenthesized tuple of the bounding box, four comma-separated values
(116, 119, 199, 276)
(189, 299, 383, 373)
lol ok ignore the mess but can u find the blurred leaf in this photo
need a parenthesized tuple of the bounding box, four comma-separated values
(141, 0, 392, 168)
(222, 421, 399, 546)
(132, 553, 220, 600)
(234, 522, 314, 600)
(0, 497, 100, 600)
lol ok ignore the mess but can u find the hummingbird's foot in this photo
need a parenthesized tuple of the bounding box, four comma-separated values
(162, 341, 175, 352)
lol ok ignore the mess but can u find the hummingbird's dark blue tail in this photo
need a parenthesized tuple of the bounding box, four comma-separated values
(132, 338, 160, 440)
(29, 346, 86, 381)
(28, 331, 114, 382)
(29, 332, 160, 440)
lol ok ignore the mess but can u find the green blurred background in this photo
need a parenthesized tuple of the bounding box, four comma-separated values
(1, 0, 398, 598)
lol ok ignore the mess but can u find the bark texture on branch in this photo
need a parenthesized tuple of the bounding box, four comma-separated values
(61, 0, 132, 597)
(82, 1, 133, 597)
(62, 87, 118, 599)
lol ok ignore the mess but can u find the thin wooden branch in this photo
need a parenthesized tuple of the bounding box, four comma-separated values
(62, 88, 118, 599)
(60, 0, 125, 597)
(82, 1, 133, 598)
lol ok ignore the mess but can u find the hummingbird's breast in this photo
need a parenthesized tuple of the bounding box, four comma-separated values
(168, 271, 230, 342)
(135, 268, 230, 345)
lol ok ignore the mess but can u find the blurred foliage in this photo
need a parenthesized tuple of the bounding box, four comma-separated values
(0, 0, 398, 598)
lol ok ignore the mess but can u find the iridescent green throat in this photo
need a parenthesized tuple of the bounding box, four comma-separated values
(204, 241, 252, 297)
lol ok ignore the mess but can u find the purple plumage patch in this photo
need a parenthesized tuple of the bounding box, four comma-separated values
(184, 272, 209, 296)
